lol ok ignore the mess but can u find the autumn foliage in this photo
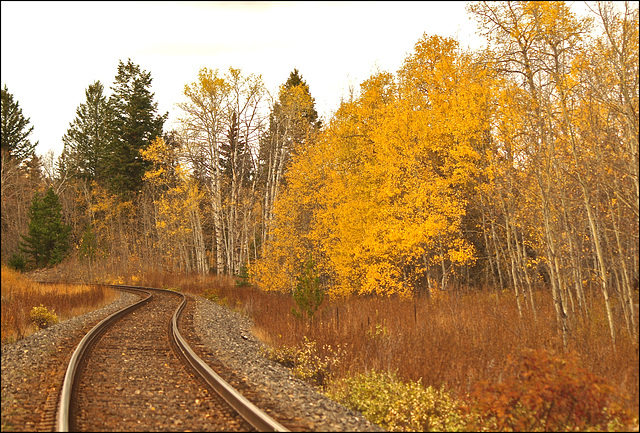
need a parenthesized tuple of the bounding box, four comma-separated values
(464, 349, 635, 432)
(252, 1, 638, 351)
(253, 36, 490, 297)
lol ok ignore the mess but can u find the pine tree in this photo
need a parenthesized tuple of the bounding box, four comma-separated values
(1, 84, 38, 163)
(105, 59, 167, 197)
(220, 110, 253, 186)
(61, 81, 109, 183)
(292, 256, 324, 322)
(19, 187, 71, 267)
(283, 69, 320, 129)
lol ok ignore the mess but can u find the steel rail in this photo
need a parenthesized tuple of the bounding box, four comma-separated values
(55, 285, 289, 432)
(56, 286, 152, 432)
(171, 294, 289, 432)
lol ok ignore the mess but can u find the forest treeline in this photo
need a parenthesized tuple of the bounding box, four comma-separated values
(1, 1, 638, 347)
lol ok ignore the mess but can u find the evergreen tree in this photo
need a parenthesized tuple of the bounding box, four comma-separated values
(1, 84, 38, 163)
(291, 256, 324, 321)
(283, 69, 320, 129)
(61, 81, 109, 183)
(106, 59, 167, 196)
(19, 187, 71, 267)
(258, 69, 320, 181)
(220, 111, 253, 186)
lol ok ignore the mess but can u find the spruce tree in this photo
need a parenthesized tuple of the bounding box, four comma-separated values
(220, 111, 253, 185)
(105, 59, 167, 197)
(283, 69, 320, 128)
(1, 84, 38, 163)
(61, 81, 109, 183)
(19, 187, 71, 267)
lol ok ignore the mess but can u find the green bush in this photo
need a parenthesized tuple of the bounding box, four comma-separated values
(236, 264, 251, 287)
(262, 336, 345, 388)
(326, 369, 468, 432)
(291, 257, 324, 321)
(30, 304, 59, 330)
(464, 349, 635, 432)
(8, 252, 26, 271)
(203, 288, 219, 302)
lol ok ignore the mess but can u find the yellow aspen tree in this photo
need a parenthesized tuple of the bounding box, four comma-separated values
(251, 128, 330, 293)
(259, 70, 320, 257)
(569, 1, 639, 339)
(394, 35, 492, 294)
(255, 35, 493, 298)
(90, 182, 138, 272)
(469, 0, 639, 348)
(141, 136, 208, 274)
(469, 0, 574, 346)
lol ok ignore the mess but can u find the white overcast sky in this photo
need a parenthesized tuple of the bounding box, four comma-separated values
(0, 1, 593, 160)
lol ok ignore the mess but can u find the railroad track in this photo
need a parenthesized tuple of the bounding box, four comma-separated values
(56, 285, 289, 432)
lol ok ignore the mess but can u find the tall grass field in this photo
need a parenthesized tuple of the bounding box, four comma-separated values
(1, 265, 118, 343)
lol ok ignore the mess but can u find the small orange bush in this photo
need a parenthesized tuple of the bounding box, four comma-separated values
(464, 348, 634, 432)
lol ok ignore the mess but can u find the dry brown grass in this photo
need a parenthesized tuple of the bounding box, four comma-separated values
(1, 265, 118, 343)
(205, 282, 638, 419)
(232, 286, 638, 410)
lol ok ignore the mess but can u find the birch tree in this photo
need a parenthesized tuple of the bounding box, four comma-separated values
(468, 0, 639, 347)
(179, 67, 266, 275)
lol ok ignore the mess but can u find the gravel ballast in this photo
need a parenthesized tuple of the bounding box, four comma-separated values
(191, 295, 383, 432)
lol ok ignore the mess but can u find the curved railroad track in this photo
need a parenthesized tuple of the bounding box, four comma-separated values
(56, 285, 289, 432)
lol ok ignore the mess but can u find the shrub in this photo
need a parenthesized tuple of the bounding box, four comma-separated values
(262, 343, 297, 368)
(203, 288, 219, 302)
(262, 336, 345, 388)
(8, 252, 26, 271)
(326, 369, 468, 432)
(236, 264, 251, 287)
(463, 348, 635, 432)
(291, 257, 324, 321)
(30, 304, 59, 330)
